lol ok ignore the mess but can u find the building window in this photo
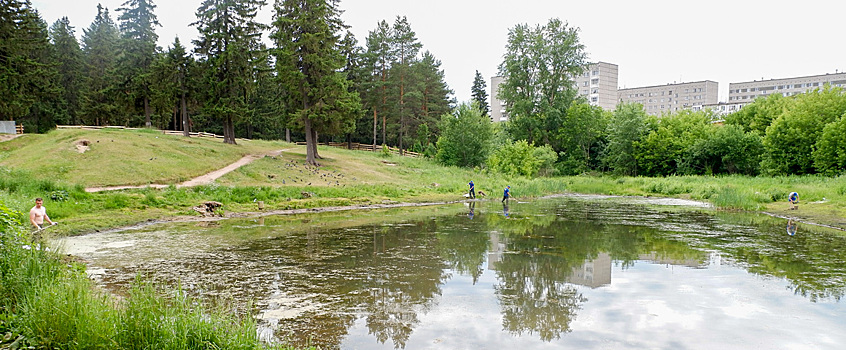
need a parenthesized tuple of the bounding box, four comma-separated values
(591, 79, 599, 85)
(591, 97, 598, 102)
(583, 81, 589, 87)
(592, 70, 599, 76)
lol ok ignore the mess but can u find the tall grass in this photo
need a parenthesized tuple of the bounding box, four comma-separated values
(0, 206, 299, 349)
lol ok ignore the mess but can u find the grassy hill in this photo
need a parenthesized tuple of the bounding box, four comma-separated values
(0, 128, 285, 187)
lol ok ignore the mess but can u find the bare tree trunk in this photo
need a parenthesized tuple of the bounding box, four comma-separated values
(311, 129, 321, 159)
(224, 115, 237, 145)
(304, 118, 317, 165)
(181, 92, 189, 137)
(286, 128, 290, 143)
(144, 96, 151, 128)
(372, 109, 377, 150)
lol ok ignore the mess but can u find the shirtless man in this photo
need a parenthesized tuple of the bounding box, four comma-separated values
(29, 197, 56, 230)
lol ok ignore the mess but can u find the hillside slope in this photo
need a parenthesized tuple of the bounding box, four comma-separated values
(0, 129, 286, 187)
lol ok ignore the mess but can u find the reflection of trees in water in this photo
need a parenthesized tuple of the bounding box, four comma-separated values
(360, 220, 448, 349)
(495, 252, 586, 341)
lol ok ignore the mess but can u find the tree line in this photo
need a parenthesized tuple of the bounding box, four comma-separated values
(5, 0, 845, 175)
(436, 18, 846, 177)
(1, 0, 452, 164)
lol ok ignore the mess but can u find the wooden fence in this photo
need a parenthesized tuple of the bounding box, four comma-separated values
(16, 124, 24, 134)
(297, 141, 421, 157)
(56, 125, 246, 141)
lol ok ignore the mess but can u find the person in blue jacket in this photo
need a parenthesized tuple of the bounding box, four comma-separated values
(788, 192, 798, 210)
(502, 185, 511, 203)
(468, 180, 476, 199)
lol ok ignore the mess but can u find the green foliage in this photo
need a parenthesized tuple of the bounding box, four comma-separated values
(435, 103, 494, 167)
(470, 70, 489, 116)
(498, 18, 586, 152)
(678, 124, 763, 176)
(273, 0, 360, 163)
(761, 86, 846, 175)
(602, 102, 648, 175)
(381, 144, 391, 158)
(79, 4, 121, 126)
(813, 114, 846, 175)
(556, 102, 608, 174)
(724, 93, 791, 135)
(635, 110, 713, 176)
(423, 143, 437, 158)
(193, 0, 267, 145)
(487, 140, 557, 177)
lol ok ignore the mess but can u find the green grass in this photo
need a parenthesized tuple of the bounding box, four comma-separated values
(0, 208, 300, 349)
(0, 129, 287, 187)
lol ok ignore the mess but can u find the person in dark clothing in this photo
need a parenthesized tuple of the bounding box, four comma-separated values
(502, 185, 511, 203)
(468, 180, 476, 199)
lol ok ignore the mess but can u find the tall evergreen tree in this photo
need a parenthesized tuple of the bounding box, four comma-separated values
(389, 16, 422, 154)
(273, 0, 360, 166)
(362, 20, 394, 147)
(470, 70, 489, 116)
(410, 51, 453, 140)
(19, 7, 59, 132)
(117, 0, 161, 127)
(49, 17, 84, 125)
(0, 0, 53, 122)
(80, 4, 121, 126)
(192, 0, 267, 144)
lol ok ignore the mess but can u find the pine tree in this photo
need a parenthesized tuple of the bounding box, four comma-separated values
(80, 4, 121, 126)
(117, 0, 161, 127)
(49, 17, 84, 125)
(470, 70, 489, 116)
(192, 0, 267, 144)
(412, 51, 453, 138)
(389, 16, 422, 154)
(272, 0, 361, 166)
(362, 20, 394, 147)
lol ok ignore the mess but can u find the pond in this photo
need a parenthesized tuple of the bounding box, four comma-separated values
(54, 195, 846, 349)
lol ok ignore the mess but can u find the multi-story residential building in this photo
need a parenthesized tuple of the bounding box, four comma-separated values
(702, 101, 747, 119)
(617, 80, 718, 116)
(573, 62, 619, 111)
(489, 61, 619, 122)
(728, 72, 846, 108)
(489, 75, 507, 122)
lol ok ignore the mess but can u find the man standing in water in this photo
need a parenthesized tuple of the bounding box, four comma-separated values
(468, 180, 476, 199)
(502, 185, 511, 203)
(29, 197, 56, 230)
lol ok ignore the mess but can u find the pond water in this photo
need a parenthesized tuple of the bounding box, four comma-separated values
(54, 196, 846, 349)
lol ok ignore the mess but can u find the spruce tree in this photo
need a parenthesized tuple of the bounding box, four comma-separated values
(117, 0, 161, 127)
(272, 0, 361, 166)
(471, 70, 489, 116)
(0, 0, 53, 122)
(192, 0, 267, 144)
(49, 17, 84, 125)
(80, 4, 121, 126)
(389, 16, 422, 154)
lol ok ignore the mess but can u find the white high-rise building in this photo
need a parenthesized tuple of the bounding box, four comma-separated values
(617, 81, 719, 116)
(489, 62, 619, 122)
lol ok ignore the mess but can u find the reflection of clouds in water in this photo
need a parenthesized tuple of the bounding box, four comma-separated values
(570, 262, 845, 349)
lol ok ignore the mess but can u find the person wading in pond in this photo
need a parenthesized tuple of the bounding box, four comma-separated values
(29, 197, 56, 230)
(468, 180, 476, 199)
(502, 185, 511, 203)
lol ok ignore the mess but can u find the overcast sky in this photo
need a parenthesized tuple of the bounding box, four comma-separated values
(32, 0, 846, 104)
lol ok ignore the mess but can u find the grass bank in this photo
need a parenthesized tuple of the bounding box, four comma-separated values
(0, 205, 301, 349)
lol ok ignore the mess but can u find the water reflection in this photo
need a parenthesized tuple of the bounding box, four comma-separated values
(787, 218, 797, 236)
(54, 197, 846, 349)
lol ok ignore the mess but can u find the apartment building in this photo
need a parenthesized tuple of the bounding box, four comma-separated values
(617, 80, 718, 116)
(573, 62, 619, 111)
(728, 72, 846, 108)
(489, 62, 619, 122)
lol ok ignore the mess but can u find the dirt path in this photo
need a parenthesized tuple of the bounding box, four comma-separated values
(85, 149, 287, 192)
